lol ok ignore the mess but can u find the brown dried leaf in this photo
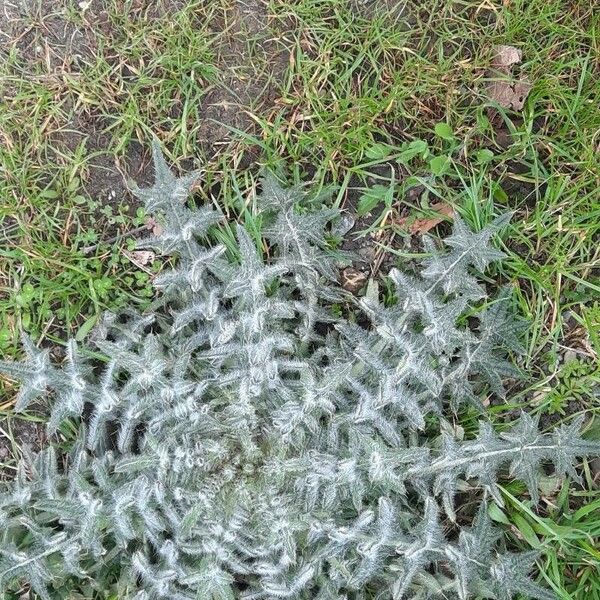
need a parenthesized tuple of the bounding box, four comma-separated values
(486, 44, 532, 110)
(145, 216, 164, 237)
(341, 267, 368, 293)
(396, 202, 454, 235)
(492, 45, 522, 71)
(487, 78, 532, 110)
(123, 249, 155, 268)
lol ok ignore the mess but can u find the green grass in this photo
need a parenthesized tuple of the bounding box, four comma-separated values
(0, 0, 598, 596)
(0, 0, 221, 377)
(64, 0, 220, 154)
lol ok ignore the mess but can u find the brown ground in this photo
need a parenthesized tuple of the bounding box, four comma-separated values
(0, 0, 287, 199)
(0, 417, 46, 480)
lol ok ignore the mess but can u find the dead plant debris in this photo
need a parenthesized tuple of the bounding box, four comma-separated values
(395, 202, 454, 235)
(486, 45, 532, 111)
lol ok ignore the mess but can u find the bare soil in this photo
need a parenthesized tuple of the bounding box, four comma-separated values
(1, 0, 287, 201)
(0, 417, 46, 481)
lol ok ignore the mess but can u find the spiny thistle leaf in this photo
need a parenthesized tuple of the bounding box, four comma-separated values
(0, 144, 597, 599)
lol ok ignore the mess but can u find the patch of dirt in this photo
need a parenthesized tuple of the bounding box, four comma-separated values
(197, 0, 288, 155)
(0, 417, 47, 481)
(1, 0, 288, 210)
(1, 1, 97, 69)
(338, 164, 417, 294)
(0, 1, 148, 211)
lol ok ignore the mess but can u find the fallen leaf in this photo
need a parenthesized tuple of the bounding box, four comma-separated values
(486, 44, 532, 111)
(145, 216, 164, 236)
(487, 78, 532, 110)
(396, 202, 454, 235)
(491, 45, 522, 70)
(331, 213, 355, 238)
(341, 267, 368, 293)
(123, 249, 155, 268)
